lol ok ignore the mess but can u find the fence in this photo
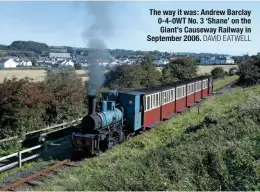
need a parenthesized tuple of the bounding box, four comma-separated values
(0, 135, 72, 172)
(0, 118, 83, 144)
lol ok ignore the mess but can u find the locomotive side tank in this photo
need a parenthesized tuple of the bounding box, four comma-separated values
(97, 100, 123, 128)
(81, 95, 123, 134)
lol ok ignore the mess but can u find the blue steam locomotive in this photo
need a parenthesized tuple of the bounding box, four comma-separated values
(72, 89, 143, 156)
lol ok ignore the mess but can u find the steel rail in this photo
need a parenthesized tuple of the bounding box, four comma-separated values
(0, 159, 71, 191)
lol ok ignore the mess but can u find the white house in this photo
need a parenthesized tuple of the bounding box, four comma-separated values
(153, 58, 169, 66)
(109, 61, 118, 67)
(18, 60, 32, 67)
(200, 56, 235, 65)
(0, 59, 17, 68)
(59, 60, 74, 67)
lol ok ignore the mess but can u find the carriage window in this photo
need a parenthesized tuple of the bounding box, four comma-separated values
(170, 89, 173, 101)
(153, 94, 156, 108)
(147, 96, 151, 110)
(167, 91, 170, 103)
(183, 86, 186, 96)
(150, 95, 153, 108)
(172, 89, 175, 100)
(162, 92, 164, 104)
(156, 94, 159, 106)
(164, 92, 167, 103)
(159, 93, 161, 105)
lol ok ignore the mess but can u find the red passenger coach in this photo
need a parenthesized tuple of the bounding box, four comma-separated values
(186, 82, 195, 107)
(143, 90, 161, 128)
(202, 79, 209, 98)
(194, 80, 202, 102)
(136, 75, 213, 130)
(161, 87, 176, 120)
(176, 83, 187, 112)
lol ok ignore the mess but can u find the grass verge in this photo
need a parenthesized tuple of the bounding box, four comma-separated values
(32, 84, 260, 190)
(213, 75, 239, 90)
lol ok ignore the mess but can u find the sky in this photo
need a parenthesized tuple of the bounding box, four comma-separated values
(0, 1, 259, 56)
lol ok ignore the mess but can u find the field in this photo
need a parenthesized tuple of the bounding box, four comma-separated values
(30, 76, 260, 191)
(0, 65, 237, 83)
(197, 65, 238, 75)
(0, 69, 89, 83)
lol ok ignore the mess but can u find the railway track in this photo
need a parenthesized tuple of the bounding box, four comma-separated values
(0, 159, 77, 191)
(0, 80, 238, 191)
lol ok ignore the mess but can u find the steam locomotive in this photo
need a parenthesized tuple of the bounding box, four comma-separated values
(72, 75, 213, 156)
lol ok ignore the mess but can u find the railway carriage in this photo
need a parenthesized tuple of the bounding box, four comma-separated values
(186, 81, 195, 108)
(72, 75, 214, 157)
(161, 86, 176, 121)
(175, 83, 187, 113)
(194, 79, 202, 102)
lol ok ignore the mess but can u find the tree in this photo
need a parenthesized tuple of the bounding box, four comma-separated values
(30, 58, 37, 67)
(0, 77, 46, 139)
(161, 57, 198, 84)
(104, 64, 144, 89)
(44, 68, 86, 124)
(140, 56, 161, 87)
(211, 67, 225, 79)
(229, 67, 238, 76)
(238, 55, 260, 86)
(74, 63, 82, 70)
(9, 41, 49, 54)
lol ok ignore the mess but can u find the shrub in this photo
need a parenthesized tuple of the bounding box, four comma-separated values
(238, 55, 260, 86)
(211, 67, 225, 79)
(229, 67, 238, 76)
(74, 63, 82, 70)
(0, 68, 87, 139)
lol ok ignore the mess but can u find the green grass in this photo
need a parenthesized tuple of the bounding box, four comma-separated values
(213, 75, 239, 90)
(32, 83, 260, 190)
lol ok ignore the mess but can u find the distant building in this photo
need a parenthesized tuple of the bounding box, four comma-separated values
(59, 60, 74, 67)
(200, 56, 235, 65)
(153, 58, 169, 66)
(0, 59, 17, 68)
(49, 52, 71, 59)
(18, 60, 33, 67)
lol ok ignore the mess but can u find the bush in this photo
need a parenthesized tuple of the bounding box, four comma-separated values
(238, 55, 260, 86)
(0, 68, 86, 139)
(229, 67, 238, 76)
(211, 67, 225, 79)
(74, 63, 82, 70)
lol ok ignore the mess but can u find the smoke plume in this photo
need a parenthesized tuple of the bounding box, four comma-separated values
(84, 2, 113, 96)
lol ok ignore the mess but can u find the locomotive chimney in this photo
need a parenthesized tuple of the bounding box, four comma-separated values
(88, 95, 97, 115)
